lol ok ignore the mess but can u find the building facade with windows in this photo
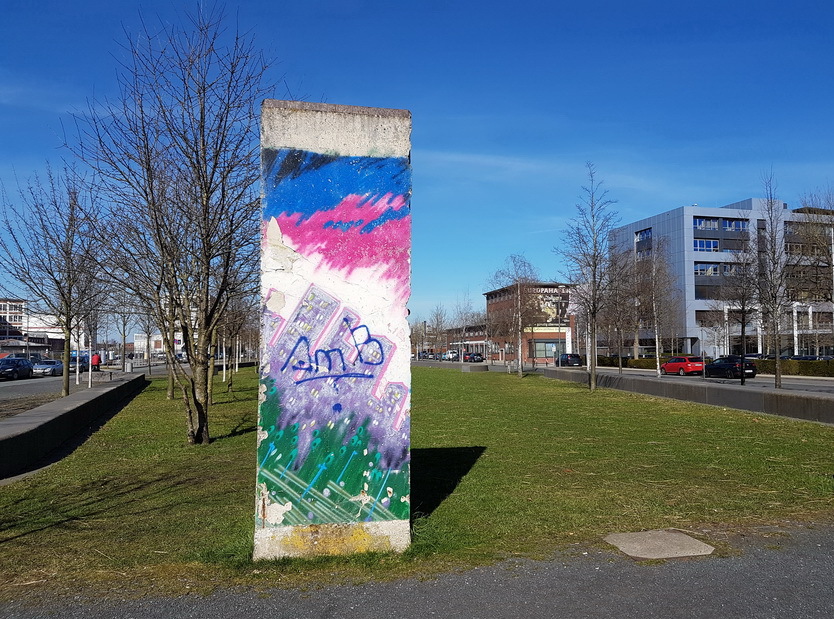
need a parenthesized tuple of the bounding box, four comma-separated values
(610, 198, 834, 358)
(484, 282, 574, 363)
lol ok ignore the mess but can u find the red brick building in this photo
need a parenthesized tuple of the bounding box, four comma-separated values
(484, 282, 574, 364)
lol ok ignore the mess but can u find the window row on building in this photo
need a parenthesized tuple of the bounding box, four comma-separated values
(693, 217, 749, 232)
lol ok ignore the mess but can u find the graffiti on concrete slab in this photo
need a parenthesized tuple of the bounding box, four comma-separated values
(257, 147, 411, 530)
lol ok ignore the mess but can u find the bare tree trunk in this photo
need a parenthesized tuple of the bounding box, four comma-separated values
(588, 320, 598, 391)
(517, 281, 523, 378)
(146, 330, 152, 376)
(61, 327, 72, 397)
(208, 326, 217, 405)
(773, 319, 783, 389)
(188, 361, 211, 445)
(167, 304, 175, 399)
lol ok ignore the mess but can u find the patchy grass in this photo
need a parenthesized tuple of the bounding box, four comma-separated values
(1, 366, 834, 599)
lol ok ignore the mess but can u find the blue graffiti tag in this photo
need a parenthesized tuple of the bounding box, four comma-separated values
(280, 320, 385, 386)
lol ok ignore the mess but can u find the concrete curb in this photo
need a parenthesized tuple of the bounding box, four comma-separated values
(541, 367, 834, 424)
(0, 374, 149, 478)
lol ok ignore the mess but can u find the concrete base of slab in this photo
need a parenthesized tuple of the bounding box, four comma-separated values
(253, 519, 410, 560)
(461, 364, 488, 372)
(604, 529, 715, 560)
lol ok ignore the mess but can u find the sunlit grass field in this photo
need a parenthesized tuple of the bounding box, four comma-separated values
(1, 365, 833, 598)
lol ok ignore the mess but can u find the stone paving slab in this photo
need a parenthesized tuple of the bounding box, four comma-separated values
(604, 529, 715, 560)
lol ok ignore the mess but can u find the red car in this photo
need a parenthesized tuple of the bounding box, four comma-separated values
(660, 356, 704, 376)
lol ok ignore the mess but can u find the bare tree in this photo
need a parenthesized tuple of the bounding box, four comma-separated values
(708, 216, 760, 385)
(599, 248, 639, 373)
(559, 162, 619, 391)
(489, 254, 540, 377)
(795, 189, 834, 351)
(635, 238, 683, 376)
(452, 290, 477, 360)
(73, 7, 272, 443)
(428, 304, 447, 356)
(408, 313, 426, 358)
(757, 172, 791, 388)
(107, 290, 136, 371)
(0, 167, 98, 396)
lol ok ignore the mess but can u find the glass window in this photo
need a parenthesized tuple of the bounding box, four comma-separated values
(694, 239, 719, 252)
(532, 340, 558, 358)
(635, 228, 652, 242)
(693, 217, 719, 230)
(694, 263, 720, 276)
(695, 285, 721, 300)
(722, 219, 749, 232)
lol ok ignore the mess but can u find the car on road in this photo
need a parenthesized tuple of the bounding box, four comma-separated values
(0, 358, 34, 380)
(32, 359, 64, 377)
(466, 352, 484, 362)
(660, 356, 704, 376)
(69, 358, 89, 373)
(704, 355, 757, 379)
(559, 353, 582, 366)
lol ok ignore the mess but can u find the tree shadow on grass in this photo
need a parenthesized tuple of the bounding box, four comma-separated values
(212, 411, 258, 441)
(410, 446, 485, 523)
(0, 473, 194, 544)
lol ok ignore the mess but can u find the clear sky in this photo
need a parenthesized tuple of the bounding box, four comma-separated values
(2, 0, 834, 322)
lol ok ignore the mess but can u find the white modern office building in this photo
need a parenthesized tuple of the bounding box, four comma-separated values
(609, 198, 834, 358)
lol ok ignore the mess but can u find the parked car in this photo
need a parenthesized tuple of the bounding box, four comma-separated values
(704, 355, 757, 379)
(69, 358, 89, 373)
(467, 352, 484, 362)
(32, 359, 64, 377)
(462, 351, 475, 362)
(559, 353, 582, 366)
(0, 358, 33, 380)
(660, 356, 704, 376)
(443, 351, 459, 361)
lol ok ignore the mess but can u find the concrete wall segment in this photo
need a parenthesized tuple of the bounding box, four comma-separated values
(257, 100, 412, 559)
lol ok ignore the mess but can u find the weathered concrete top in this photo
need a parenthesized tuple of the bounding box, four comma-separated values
(261, 100, 412, 158)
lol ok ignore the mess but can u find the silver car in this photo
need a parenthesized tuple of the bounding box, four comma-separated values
(33, 359, 64, 377)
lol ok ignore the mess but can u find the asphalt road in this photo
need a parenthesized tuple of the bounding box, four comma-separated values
(0, 374, 75, 400)
(0, 363, 165, 401)
(2, 522, 832, 618)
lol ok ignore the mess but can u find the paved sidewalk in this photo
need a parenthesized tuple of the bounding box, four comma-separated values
(3, 523, 832, 618)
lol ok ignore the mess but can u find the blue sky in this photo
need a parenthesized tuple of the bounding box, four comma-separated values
(2, 1, 834, 321)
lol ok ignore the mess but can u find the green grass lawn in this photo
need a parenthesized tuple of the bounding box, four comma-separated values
(2, 366, 833, 597)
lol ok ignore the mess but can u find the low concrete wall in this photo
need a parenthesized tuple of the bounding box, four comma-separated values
(541, 367, 834, 425)
(0, 374, 149, 478)
(461, 364, 489, 372)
